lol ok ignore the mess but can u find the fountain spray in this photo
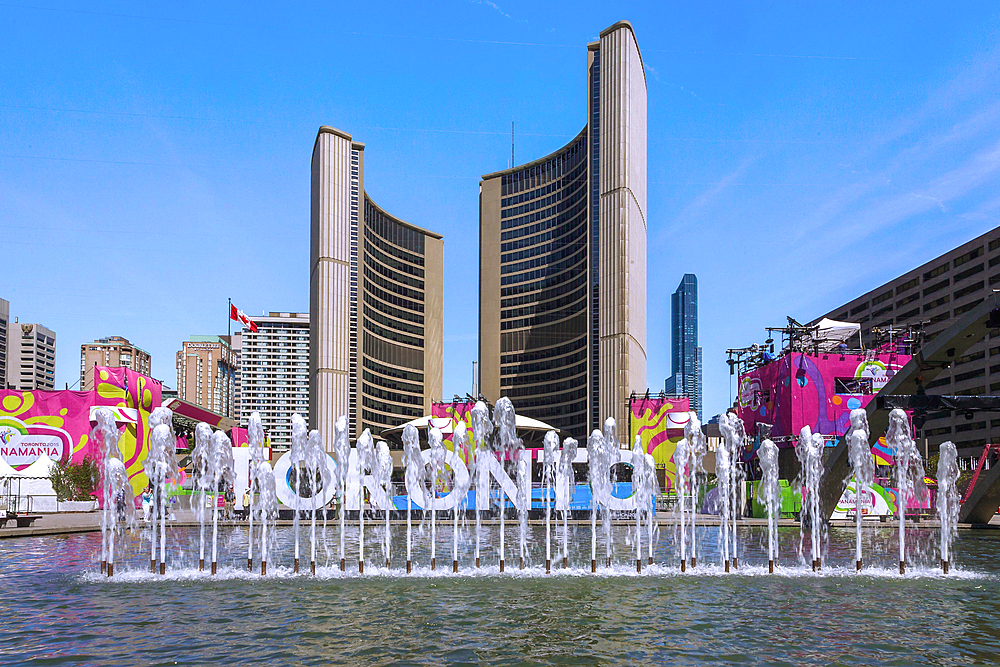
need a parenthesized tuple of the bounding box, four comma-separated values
(632, 435, 646, 573)
(716, 419, 732, 571)
(758, 438, 780, 573)
(558, 437, 577, 568)
(686, 413, 706, 568)
(887, 409, 924, 575)
(147, 407, 175, 575)
(247, 411, 266, 572)
(674, 432, 690, 571)
(210, 429, 234, 575)
(586, 429, 603, 572)
(602, 418, 620, 568)
(542, 430, 558, 573)
(470, 401, 492, 568)
(333, 416, 351, 572)
(96, 408, 129, 577)
(289, 414, 308, 573)
(452, 424, 472, 572)
(376, 440, 393, 569)
(427, 427, 444, 570)
(846, 409, 873, 571)
(517, 445, 530, 570)
(796, 425, 825, 571)
(937, 440, 960, 574)
(357, 428, 375, 573)
(256, 461, 277, 575)
(306, 429, 329, 575)
(191, 422, 213, 572)
(402, 424, 422, 573)
(494, 397, 519, 572)
(728, 413, 746, 568)
(645, 451, 658, 566)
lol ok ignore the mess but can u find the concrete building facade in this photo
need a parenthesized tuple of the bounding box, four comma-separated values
(819, 225, 1000, 455)
(7, 322, 56, 391)
(479, 21, 647, 438)
(310, 126, 444, 450)
(80, 336, 152, 390)
(665, 274, 702, 421)
(239, 312, 310, 447)
(0, 298, 7, 388)
(175, 335, 239, 419)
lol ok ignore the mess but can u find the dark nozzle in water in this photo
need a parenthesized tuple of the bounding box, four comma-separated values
(107, 563, 114, 577)
(681, 560, 686, 572)
(359, 560, 364, 574)
(591, 559, 596, 573)
(768, 559, 774, 574)
(247, 558, 253, 572)
(942, 559, 950, 574)
(733, 557, 738, 569)
(387, 559, 391, 569)
(691, 557, 697, 568)
(159, 562, 165, 575)
(899, 560, 906, 575)
(648, 556, 653, 566)
(311, 561, 316, 575)
(500, 559, 505, 573)
(101, 561, 106, 574)
(406, 560, 412, 573)
(294, 558, 299, 573)
(725, 560, 730, 573)
(150, 559, 156, 573)
(431, 558, 436, 571)
(520, 557, 524, 570)
(199, 559, 204, 572)
(856, 559, 862, 572)
(476, 557, 481, 568)
(261, 561, 267, 576)
(453, 560, 458, 573)
(340, 558, 345, 572)
(211, 561, 217, 575)
(636, 559, 642, 573)
(814, 559, 821, 571)
(606, 557, 611, 569)
(563, 557, 568, 569)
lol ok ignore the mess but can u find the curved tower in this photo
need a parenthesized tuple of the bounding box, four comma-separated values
(310, 126, 443, 449)
(479, 21, 647, 438)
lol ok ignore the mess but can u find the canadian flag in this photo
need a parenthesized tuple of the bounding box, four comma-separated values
(229, 303, 258, 332)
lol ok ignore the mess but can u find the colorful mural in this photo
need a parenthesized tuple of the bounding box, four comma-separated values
(431, 400, 476, 463)
(0, 367, 162, 496)
(736, 351, 910, 447)
(628, 396, 690, 493)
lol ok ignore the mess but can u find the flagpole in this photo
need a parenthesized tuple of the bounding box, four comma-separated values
(228, 297, 232, 338)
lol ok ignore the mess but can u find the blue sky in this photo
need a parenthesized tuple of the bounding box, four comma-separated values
(2, 2, 1000, 421)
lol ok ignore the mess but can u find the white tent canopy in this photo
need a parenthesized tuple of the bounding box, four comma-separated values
(805, 318, 862, 351)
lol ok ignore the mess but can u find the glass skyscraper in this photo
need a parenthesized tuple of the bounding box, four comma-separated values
(479, 21, 647, 439)
(665, 274, 702, 420)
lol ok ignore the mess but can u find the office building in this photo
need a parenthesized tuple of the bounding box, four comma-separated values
(310, 126, 444, 449)
(239, 312, 310, 447)
(80, 336, 152, 390)
(0, 298, 7, 388)
(818, 225, 1000, 453)
(664, 274, 702, 420)
(175, 335, 239, 419)
(7, 322, 56, 391)
(479, 21, 647, 438)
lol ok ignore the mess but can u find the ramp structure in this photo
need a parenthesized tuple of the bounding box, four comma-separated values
(820, 293, 1000, 518)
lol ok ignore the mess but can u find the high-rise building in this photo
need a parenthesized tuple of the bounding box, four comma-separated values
(0, 298, 8, 388)
(80, 336, 152, 390)
(175, 335, 238, 418)
(310, 126, 444, 450)
(664, 274, 702, 420)
(818, 225, 1000, 453)
(478, 21, 647, 438)
(239, 312, 310, 447)
(7, 322, 56, 391)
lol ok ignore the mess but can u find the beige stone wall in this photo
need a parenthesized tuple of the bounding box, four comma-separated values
(598, 22, 647, 434)
(478, 177, 502, 404)
(424, 236, 444, 414)
(310, 127, 354, 452)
